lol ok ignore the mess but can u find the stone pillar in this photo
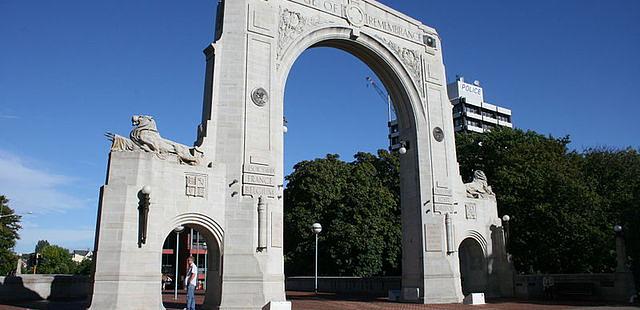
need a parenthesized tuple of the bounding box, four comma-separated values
(257, 197, 267, 251)
(16, 258, 22, 275)
(445, 213, 455, 254)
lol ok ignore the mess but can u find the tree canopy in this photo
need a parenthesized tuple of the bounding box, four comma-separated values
(283, 127, 639, 279)
(456, 127, 639, 275)
(0, 196, 21, 275)
(35, 240, 50, 254)
(37, 244, 76, 274)
(283, 151, 401, 277)
(31, 241, 92, 275)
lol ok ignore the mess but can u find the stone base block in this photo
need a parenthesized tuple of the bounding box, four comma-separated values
(388, 289, 400, 301)
(401, 287, 420, 301)
(262, 301, 291, 310)
(463, 293, 485, 305)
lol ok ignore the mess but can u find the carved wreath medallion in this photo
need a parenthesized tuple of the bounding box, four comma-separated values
(251, 87, 269, 107)
(433, 127, 444, 142)
(345, 4, 365, 27)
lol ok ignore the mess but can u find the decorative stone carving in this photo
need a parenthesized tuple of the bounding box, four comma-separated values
(345, 4, 365, 27)
(106, 115, 203, 165)
(375, 35, 423, 87)
(277, 8, 330, 61)
(185, 174, 207, 197)
(465, 203, 477, 219)
(251, 87, 269, 107)
(465, 170, 495, 199)
(433, 127, 444, 142)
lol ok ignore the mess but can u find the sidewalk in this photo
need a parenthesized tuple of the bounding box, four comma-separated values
(0, 291, 637, 310)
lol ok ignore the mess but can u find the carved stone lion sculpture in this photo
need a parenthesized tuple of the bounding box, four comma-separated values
(106, 115, 203, 165)
(465, 170, 495, 199)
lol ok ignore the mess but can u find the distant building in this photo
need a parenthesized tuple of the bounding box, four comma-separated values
(448, 77, 513, 133)
(72, 250, 93, 263)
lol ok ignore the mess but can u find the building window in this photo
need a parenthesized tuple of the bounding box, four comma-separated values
(482, 111, 496, 119)
(465, 106, 480, 114)
(467, 119, 481, 127)
(497, 114, 511, 122)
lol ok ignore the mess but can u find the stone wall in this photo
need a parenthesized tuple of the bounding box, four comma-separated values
(514, 273, 636, 303)
(0, 275, 89, 301)
(285, 276, 401, 296)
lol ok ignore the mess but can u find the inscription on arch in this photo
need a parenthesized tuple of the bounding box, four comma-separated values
(288, 0, 424, 43)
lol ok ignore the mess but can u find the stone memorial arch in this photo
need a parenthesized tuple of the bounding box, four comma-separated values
(89, 0, 513, 309)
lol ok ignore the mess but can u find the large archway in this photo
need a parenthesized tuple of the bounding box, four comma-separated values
(281, 45, 401, 278)
(278, 27, 424, 282)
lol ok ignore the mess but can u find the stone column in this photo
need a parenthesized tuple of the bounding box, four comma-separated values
(445, 213, 455, 254)
(257, 197, 267, 251)
(16, 257, 22, 275)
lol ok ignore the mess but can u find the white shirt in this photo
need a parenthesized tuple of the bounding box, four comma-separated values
(185, 262, 198, 287)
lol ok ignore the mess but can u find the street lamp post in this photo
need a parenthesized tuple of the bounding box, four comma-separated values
(174, 226, 185, 300)
(613, 224, 629, 272)
(311, 223, 322, 294)
(502, 215, 510, 250)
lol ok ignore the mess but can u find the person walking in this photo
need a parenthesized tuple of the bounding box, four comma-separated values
(185, 256, 198, 310)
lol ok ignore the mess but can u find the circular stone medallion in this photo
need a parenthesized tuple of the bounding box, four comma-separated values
(346, 5, 365, 27)
(433, 127, 444, 142)
(251, 87, 269, 107)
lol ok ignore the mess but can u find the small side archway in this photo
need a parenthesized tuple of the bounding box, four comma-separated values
(161, 213, 224, 310)
(458, 237, 488, 295)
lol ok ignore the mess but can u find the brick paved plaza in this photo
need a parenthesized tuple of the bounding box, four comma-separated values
(0, 291, 637, 310)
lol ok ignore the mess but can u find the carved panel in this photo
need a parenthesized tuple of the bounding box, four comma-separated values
(465, 203, 477, 220)
(244, 164, 276, 176)
(425, 223, 443, 252)
(243, 185, 277, 198)
(243, 174, 275, 186)
(185, 174, 207, 198)
(242, 159, 277, 198)
(248, 1, 276, 37)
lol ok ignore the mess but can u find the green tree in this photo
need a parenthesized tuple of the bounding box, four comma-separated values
(0, 196, 21, 275)
(34, 240, 50, 254)
(582, 148, 640, 280)
(283, 151, 401, 276)
(74, 257, 93, 275)
(37, 244, 75, 274)
(456, 128, 615, 273)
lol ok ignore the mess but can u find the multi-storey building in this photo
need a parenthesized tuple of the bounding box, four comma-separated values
(448, 77, 513, 133)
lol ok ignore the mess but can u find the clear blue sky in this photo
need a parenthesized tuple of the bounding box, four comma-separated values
(1, 1, 638, 253)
